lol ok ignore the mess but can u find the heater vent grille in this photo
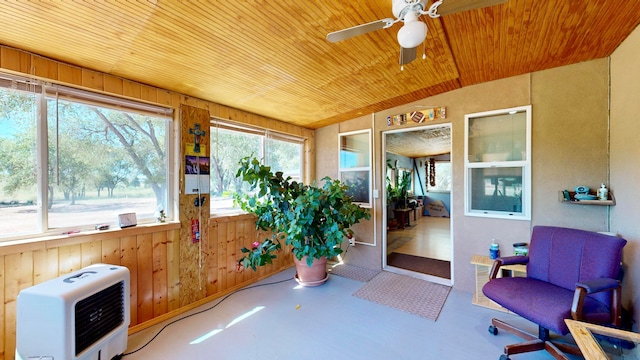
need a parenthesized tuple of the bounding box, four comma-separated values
(74, 281, 125, 355)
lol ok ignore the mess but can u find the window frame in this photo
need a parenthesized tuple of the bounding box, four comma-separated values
(464, 105, 532, 220)
(0, 73, 175, 241)
(209, 118, 305, 215)
(338, 129, 372, 208)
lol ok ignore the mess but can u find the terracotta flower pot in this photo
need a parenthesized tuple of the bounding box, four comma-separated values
(293, 256, 328, 286)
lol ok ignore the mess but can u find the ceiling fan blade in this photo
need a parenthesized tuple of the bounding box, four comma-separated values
(399, 46, 417, 65)
(437, 0, 507, 16)
(327, 18, 395, 42)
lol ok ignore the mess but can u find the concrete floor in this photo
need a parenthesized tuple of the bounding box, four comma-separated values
(125, 267, 567, 360)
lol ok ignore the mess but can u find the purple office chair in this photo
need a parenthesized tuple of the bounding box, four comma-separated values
(482, 226, 626, 360)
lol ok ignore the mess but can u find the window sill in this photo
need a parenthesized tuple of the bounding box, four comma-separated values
(0, 221, 180, 255)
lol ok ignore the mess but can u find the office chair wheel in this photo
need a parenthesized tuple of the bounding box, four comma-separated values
(488, 325, 498, 335)
(499, 355, 510, 360)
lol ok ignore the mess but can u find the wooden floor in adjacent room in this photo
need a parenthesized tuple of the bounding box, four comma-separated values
(387, 215, 451, 261)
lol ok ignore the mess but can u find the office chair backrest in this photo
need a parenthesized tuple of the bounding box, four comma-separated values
(527, 226, 626, 306)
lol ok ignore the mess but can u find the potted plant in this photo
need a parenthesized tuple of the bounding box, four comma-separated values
(234, 156, 370, 286)
(387, 171, 411, 209)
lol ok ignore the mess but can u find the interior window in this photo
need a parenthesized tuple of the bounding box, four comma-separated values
(210, 120, 303, 213)
(339, 130, 372, 207)
(464, 105, 531, 219)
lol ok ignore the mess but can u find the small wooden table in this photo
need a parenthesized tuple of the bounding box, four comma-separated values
(471, 254, 527, 312)
(565, 319, 640, 359)
(393, 208, 412, 229)
(413, 205, 423, 221)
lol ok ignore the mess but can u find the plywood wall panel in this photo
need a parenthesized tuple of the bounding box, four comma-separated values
(136, 233, 154, 324)
(103, 75, 124, 96)
(157, 89, 173, 107)
(152, 231, 168, 317)
(206, 222, 219, 296)
(120, 235, 138, 327)
(178, 104, 210, 306)
(81, 68, 103, 91)
(237, 219, 251, 284)
(225, 220, 239, 288)
(216, 220, 228, 293)
(0, 47, 30, 74)
(166, 229, 181, 312)
(123, 79, 141, 99)
(32, 55, 57, 80)
(101, 237, 121, 266)
(33, 248, 59, 285)
(140, 84, 157, 104)
(58, 244, 82, 275)
(209, 103, 231, 120)
(81, 240, 102, 268)
(4, 252, 33, 360)
(58, 63, 82, 86)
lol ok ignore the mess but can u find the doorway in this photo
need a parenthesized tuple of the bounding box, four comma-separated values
(382, 124, 453, 286)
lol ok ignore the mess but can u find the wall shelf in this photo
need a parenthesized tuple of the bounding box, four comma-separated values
(558, 191, 616, 206)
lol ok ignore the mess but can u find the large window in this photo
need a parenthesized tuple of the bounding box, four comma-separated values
(464, 105, 531, 219)
(210, 120, 304, 213)
(0, 81, 39, 236)
(339, 130, 372, 207)
(0, 75, 173, 239)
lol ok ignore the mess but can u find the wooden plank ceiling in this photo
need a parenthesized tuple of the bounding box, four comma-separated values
(0, 0, 638, 129)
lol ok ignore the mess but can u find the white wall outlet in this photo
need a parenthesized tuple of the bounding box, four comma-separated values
(349, 237, 356, 246)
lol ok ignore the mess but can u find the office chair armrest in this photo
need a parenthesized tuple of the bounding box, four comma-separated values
(571, 278, 622, 326)
(499, 256, 529, 266)
(576, 278, 620, 294)
(488, 256, 529, 279)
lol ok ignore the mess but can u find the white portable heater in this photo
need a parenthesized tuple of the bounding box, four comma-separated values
(16, 264, 130, 360)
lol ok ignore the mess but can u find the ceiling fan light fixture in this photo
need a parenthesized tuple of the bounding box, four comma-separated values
(397, 18, 427, 48)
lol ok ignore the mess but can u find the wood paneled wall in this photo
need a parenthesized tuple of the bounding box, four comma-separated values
(0, 45, 301, 360)
(209, 214, 293, 295)
(0, 218, 292, 360)
(0, 225, 181, 360)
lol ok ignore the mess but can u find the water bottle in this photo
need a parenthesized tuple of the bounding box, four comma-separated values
(490, 239, 500, 260)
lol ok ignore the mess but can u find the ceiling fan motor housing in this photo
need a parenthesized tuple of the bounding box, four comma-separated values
(392, 0, 427, 20)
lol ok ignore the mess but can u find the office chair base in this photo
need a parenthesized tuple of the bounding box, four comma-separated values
(489, 318, 582, 360)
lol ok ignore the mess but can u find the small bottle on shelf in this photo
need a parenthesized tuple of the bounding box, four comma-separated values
(598, 183, 608, 201)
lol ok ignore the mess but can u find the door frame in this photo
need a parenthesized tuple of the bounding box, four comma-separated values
(381, 123, 453, 286)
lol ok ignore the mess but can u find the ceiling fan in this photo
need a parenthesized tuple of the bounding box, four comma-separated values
(326, 0, 507, 68)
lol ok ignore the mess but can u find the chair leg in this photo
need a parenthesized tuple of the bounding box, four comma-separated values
(504, 339, 546, 355)
(550, 341, 582, 357)
(491, 318, 538, 342)
(491, 318, 545, 355)
(543, 341, 570, 360)
(490, 318, 575, 359)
